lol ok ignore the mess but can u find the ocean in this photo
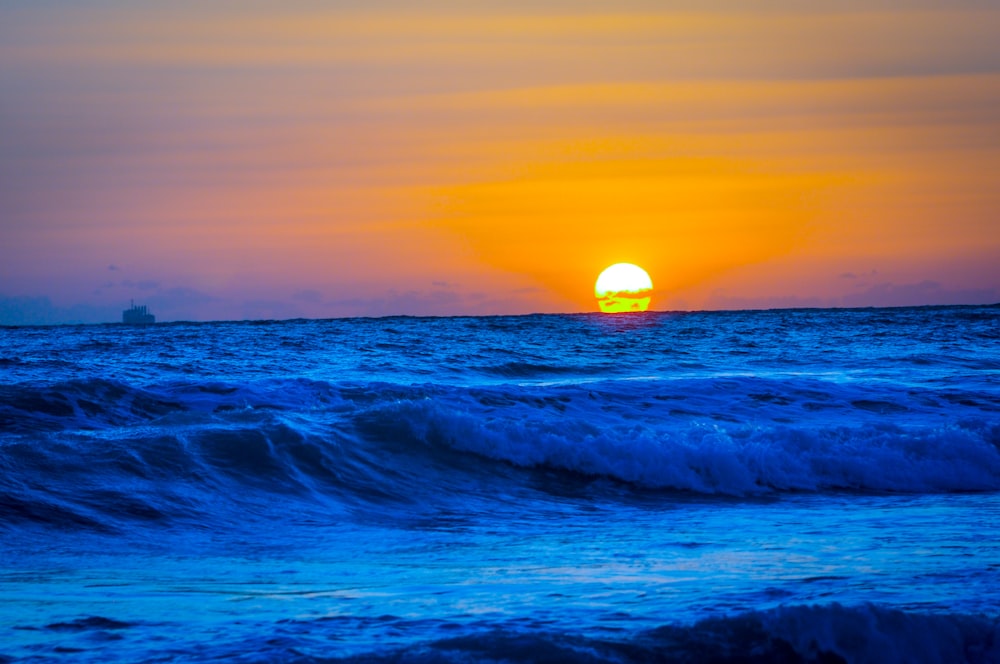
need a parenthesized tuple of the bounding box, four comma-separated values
(1, 306, 998, 663)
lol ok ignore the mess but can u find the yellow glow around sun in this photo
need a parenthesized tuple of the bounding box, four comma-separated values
(595, 263, 653, 313)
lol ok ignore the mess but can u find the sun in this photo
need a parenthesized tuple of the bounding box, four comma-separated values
(595, 263, 653, 313)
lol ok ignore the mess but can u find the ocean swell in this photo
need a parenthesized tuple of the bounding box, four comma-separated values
(3, 374, 999, 534)
(355, 375, 1000, 496)
(371, 398, 1000, 495)
(31, 603, 991, 664)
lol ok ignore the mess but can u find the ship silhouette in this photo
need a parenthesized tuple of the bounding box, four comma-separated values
(122, 300, 155, 324)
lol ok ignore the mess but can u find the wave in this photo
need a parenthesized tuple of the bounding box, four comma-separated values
(370, 397, 1000, 495)
(0, 418, 412, 532)
(0, 377, 342, 433)
(26, 604, 995, 663)
(2, 375, 999, 532)
(0, 379, 182, 433)
(352, 374, 1000, 495)
(333, 604, 1000, 664)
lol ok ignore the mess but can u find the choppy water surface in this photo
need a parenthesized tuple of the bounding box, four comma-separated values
(1, 306, 999, 662)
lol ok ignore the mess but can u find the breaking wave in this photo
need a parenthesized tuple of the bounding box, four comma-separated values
(375, 397, 1000, 495)
(343, 604, 1000, 664)
(2, 373, 999, 533)
(23, 603, 996, 663)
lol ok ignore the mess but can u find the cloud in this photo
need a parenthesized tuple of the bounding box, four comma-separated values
(327, 288, 463, 317)
(707, 279, 999, 311)
(323, 283, 554, 317)
(156, 287, 218, 305)
(0, 295, 60, 325)
(120, 279, 160, 291)
(235, 299, 308, 321)
(93, 278, 162, 296)
(706, 292, 829, 311)
(842, 281, 998, 308)
(291, 289, 323, 303)
(839, 269, 879, 282)
(0, 286, 223, 325)
(0, 295, 118, 325)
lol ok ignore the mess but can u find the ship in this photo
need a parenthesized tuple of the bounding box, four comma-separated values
(122, 300, 156, 324)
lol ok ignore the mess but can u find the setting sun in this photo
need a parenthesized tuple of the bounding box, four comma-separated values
(595, 263, 653, 313)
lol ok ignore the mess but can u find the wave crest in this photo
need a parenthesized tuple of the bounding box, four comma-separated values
(366, 395, 1000, 495)
(259, 603, 1000, 664)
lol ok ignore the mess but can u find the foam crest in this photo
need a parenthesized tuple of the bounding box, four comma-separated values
(4, 374, 999, 533)
(375, 396, 1000, 495)
(285, 604, 1000, 663)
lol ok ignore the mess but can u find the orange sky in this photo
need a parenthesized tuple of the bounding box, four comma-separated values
(1, 2, 998, 322)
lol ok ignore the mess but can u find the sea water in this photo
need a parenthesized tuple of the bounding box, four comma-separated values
(1, 306, 998, 663)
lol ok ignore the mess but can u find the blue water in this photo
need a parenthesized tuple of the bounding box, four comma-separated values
(1, 306, 999, 663)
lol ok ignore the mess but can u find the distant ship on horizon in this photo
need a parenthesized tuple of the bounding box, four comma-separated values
(122, 300, 155, 325)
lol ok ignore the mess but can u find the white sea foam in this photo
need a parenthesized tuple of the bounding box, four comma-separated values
(374, 391, 1000, 495)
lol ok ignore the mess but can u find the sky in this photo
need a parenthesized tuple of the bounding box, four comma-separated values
(1, 0, 998, 323)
